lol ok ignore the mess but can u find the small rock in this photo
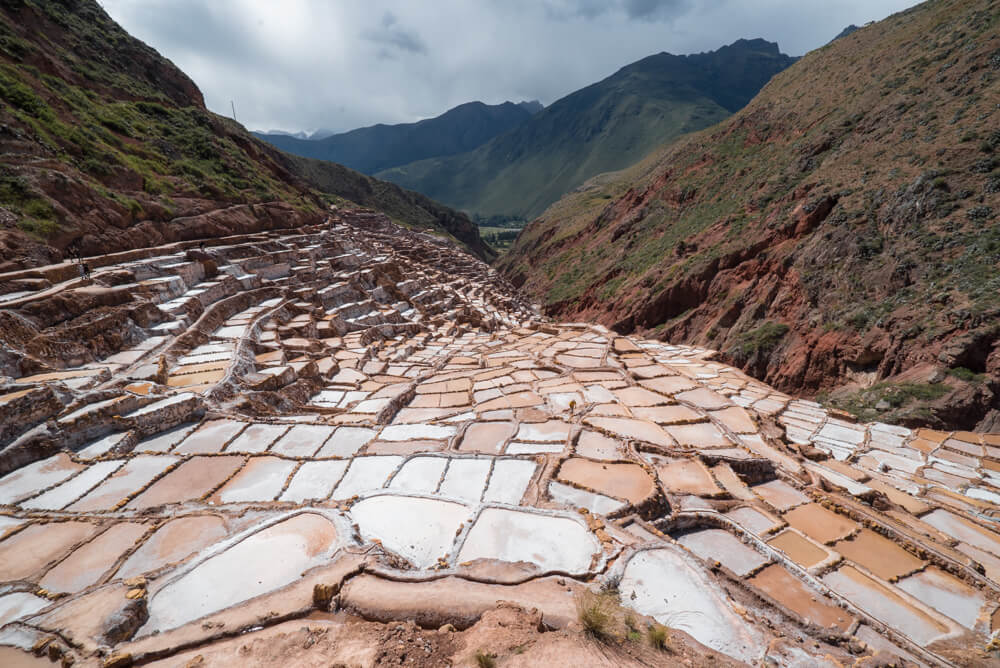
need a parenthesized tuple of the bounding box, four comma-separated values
(103, 653, 133, 668)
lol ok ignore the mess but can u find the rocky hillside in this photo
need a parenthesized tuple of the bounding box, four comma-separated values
(499, 0, 1000, 430)
(377, 39, 796, 221)
(255, 100, 537, 175)
(0, 0, 493, 269)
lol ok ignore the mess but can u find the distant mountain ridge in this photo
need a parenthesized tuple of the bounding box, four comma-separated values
(376, 38, 797, 221)
(255, 100, 537, 175)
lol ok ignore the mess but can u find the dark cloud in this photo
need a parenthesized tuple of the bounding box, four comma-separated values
(622, 0, 691, 21)
(100, 0, 920, 135)
(363, 11, 427, 57)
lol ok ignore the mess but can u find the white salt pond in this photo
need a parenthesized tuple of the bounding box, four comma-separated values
(482, 459, 535, 504)
(389, 457, 447, 494)
(280, 460, 350, 502)
(437, 458, 491, 502)
(351, 495, 469, 568)
(0, 592, 50, 626)
(332, 456, 403, 499)
(20, 460, 125, 510)
(620, 548, 763, 662)
(316, 427, 375, 457)
(457, 507, 599, 573)
(677, 529, 769, 577)
(270, 424, 335, 457)
(548, 481, 624, 515)
(210, 457, 298, 504)
(143, 513, 339, 633)
(0, 454, 83, 505)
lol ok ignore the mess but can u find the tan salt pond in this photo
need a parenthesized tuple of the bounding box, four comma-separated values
(630, 405, 702, 424)
(459, 421, 515, 454)
(664, 422, 732, 448)
(751, 479, 810, 511)
(0, 521, 99, 581)
(650, 457, 723, 496)
(833, 529, 925, 580)
(116, 515, 229, 580)
(557, 458, 655, 504)
(574, 430, 621, 460)
(766, 530, 830, 568)
(582, 416, 675, 448)
(748, 564, 852, 632)
(127, 456, 245, 509)
(638, 376, 698, 395)
(207, 457, 298, 504)
(166, 370, 226, 387)
(783, 503, 858, 544)
(38, 522, 148, 593)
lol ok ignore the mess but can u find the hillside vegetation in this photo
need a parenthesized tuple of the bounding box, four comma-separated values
(0, 0, 492, 269)
(499, 0, 1000, 429)
(376, 39, 796, 221)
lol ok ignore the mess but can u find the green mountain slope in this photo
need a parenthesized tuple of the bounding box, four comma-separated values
(498, 0, 1000, 429)
(376, 39, 796, 221)
(0, 0, 493, 270)
(254, 100, 536, 175)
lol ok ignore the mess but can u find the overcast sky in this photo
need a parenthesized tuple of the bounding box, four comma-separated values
(100, 0, 919, 135)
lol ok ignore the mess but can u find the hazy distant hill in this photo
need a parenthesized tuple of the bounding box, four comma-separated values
(376, 39, 796, 221)
(255, 101, 536, 175)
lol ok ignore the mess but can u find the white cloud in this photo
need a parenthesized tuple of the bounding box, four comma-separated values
(98, 0, 919, 134)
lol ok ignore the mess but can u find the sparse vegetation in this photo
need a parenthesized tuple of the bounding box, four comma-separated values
(474, 649, 496, 668)
(647, 624, 672, 652)
(575, 589, 618, 641)
(730, 321, 790, 358)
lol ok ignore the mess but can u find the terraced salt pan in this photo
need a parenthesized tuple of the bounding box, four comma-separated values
(833, 529, 925, 580)
(380, 424, 456, 441)
(921, 509, 1000, 557)
(224, 423, 289, 453)
(68, 455, 179, 512)
(458, 507, 599, 573)
(0, 592, 50, 625)
(896, 566, 984, 629)
(38, 522, 148, 593)
(725, 507, 783, 536)
(270, 424, 335, 457)
(143, 513, 340, 633)
(558, 458, 654, 505)
(127, 456, 244, 509)
(20, 460, 125, 510)
(574, 430, 620, 460)
(0, 521, 99, 581)
(766, 530, 830, 568)
(751, 479, 810, 511)
(136, 424, 198, 453)
(117, 516, 229, 580)
(783, 503, 858, 544)
(459, 422, 515, 454)
(77, 431, 130, 458)
(823, 566, 951, 645)
(332, 456, 403, 499)
(437, 458, 492, 502)
(678, 529, 768, 576)
(621, 548, 762, 662)
(482, 459, 536, 505)
(351, 495, 469, 568)
(548, 481, 624, 514)
(174, 420, 247, 454)
(316, 427, 376, 457)
(209, 457, 298, 504)
(388, 457, 447, 493)
(748, 564, 853, 632)
(280, 460, 350, 502)
(583, 416, 674, 448)
(0, 453, 84, 505)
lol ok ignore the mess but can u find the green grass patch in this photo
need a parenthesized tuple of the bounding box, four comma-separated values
(730, 321, 790, 357)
